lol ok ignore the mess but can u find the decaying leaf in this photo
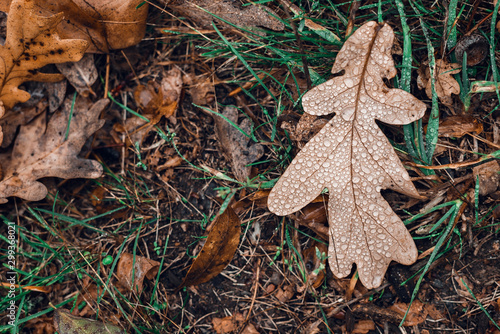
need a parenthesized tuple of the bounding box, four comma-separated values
(0, 0, 148, 53)
(473, 160, 500, 196)
(302, 242, 328, 288)
(0, 99, 47, 148)
(56, 54, 98, 97)
(214, 106, 264, 182)
(182, 72, 215, 105)
(166, 0, 284, 32)
(438, 115, 483, 138)
(268, 21, 427, 289)
(0, 98, 108, 203)
(455, 33, 488, 66)
(177, 206, 241, 290)
(212, 313, 244, 334)
(116, 252, 160, 294)
(352, 300, 427, 326)
(417, 59, 460, 107)
(53, 309, 125, 334)
(0, 0, 89, 110)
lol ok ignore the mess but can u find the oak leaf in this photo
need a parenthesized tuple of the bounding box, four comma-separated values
(268, 21, 427, 289)
(0, 98, 108, 203)
(53, 309, 125, 334)
(0, 0, 148, 53)
(0, 0, 89, 110)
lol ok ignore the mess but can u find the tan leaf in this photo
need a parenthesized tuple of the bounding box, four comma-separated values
(166, 0, 284, 32)
(437, 115, 483, 138)
(56, 54, 97, 97)
(177, 206, 241, 290)
(116, 252, 160, 294)
(417, 59, 460, 107)
(0, 97, 108, 203)
(214, 106, 264, 182)
(473, 160, 500, 196)
(0, 99, 47, 148)
(0, 0, 89, 111)
(53, 309, 125, 334)
(268, 21, 427, 289)
(0, 0, 148, 53)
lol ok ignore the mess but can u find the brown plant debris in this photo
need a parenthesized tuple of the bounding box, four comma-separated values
(417, 59, 460, 107)
(0, 0, 88, 111)
(473, 160, 500, 196)
(177, 205, 241, 290)
(166, 0, 284, 32)
(0, 0, 149, 53)
(116, 252, 160, 294)
(437, 115, 483, 138)
(0, 98, 108, 203)
(53, 309, 125, 334)
(214, 106, 264, 182)
(268, 21, 427, 289)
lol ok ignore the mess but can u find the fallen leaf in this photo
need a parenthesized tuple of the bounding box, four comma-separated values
(53, 309, 125, 334)
(455, 33, 488, 66)
(241, 323, 259, 334)
(437, 115, 483, 138)
(0, 0, 149, 53)
(166, 0, 284, 32)
(0, 99, 47, 148)
(116, 252, 160, 294)
(352, 319, 375, 334)
(0, 0, 88, 110)
(214, 106, 264, 182)
(417, 59, 460, 107)
(24, 316, 55, 334)
(56, 54, 97, 97)
(177, 206, 241, 290)
(0, 98, 108, 203)
(183, 73, 215, 105)
(302, 242, 328, 288)
(212, 313, 244, 334)
(268, 21, 427, 289)
(275, 284, 295, 303)
(473, 160, 500, 196)
(389, 300, 427, 326)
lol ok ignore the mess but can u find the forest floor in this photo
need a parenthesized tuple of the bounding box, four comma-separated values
(1, 0, 500, 333)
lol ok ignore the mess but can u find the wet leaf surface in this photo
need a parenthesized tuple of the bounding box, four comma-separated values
(268, 21, 427, 289)
(177, 205, 241, 290)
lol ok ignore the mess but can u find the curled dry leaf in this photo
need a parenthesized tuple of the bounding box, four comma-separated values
(417, 59, 460, 107)
(455, 33, 488, 66)
(116, 252, 160, 294)
(473, 160, 500, 196)
(177, 206, 241, 290)
(0, 98, 108, 203)
(53, 309, 125, 334)
(166, 0, 284, 32)
(268, 21, 427, 289)
(0, 0, 88, 110)
(214, 106, 264, 182)
(0, 0, 148, 53)
(56, 54, 98, 97)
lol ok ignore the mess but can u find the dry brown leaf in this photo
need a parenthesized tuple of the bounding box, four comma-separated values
(302, 242, 328, 288)
(0, 0, 148, 53)
(417, 59, 460, 107)
(214, 106, 264, 182)
(0, 0, 89, 111)
(268, 21, 427, 289)
(0, 98, 108, 203)
(389, 300, 427, 326)
(56, 54, 97, 97)
(352, 319, 375, 334)
(212, 313, 244, 334)
(53, 309, 124, 334)
(166, 0, 284, 32)
(177, 206, 241, 290)
(183, 73, 215, 105)
(0, 99, 47, 148)
(473, 160, 500, 196)
(116, 252, 160, 294)
(438, 115, 483, 138)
